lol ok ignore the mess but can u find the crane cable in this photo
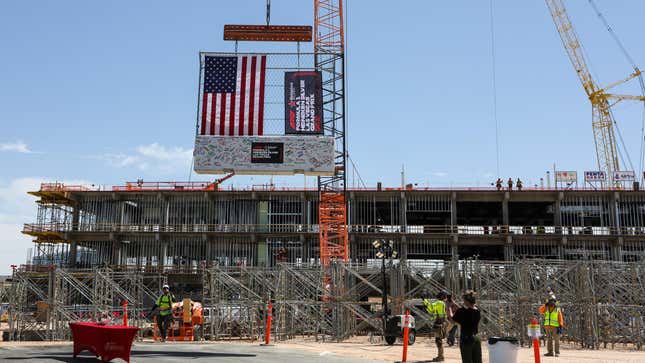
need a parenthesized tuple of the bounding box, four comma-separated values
(348, 154, 367, 188)
(489, 0, 501, 177)
(588, 0, 645, 179)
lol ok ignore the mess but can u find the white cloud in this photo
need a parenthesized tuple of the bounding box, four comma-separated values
(0, 223, 33, 274)
(0, 140, 31, 153)
(102, 153, 140, 168)
(97, 143, 192, 174)
(0, 177, 93, 274)
(0, 177, 47, 224)
(137, 143, 192, 162)
(431, 172, 449, 178)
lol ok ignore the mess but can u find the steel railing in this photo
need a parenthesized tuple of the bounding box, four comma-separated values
(35, 181, 644, 193)
(22, 223, 645, 236)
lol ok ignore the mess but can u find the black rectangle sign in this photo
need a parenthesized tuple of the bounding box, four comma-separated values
(251, 142, 284, 163)
(285, 71, 323, 134)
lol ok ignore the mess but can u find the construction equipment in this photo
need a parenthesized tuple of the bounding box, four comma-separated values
(545, 0, 645, 187)
(204, 172, 235, 191)
(154, 298, 203, 341)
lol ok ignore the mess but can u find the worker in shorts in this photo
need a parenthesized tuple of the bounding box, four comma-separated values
(423, 291, 447, 362)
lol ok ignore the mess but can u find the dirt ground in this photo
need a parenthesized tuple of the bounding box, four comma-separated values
(270, 336, 645, 363)
(1, 336, 644, 362)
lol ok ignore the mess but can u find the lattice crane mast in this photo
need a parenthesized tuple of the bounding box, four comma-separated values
(545, 0, 645, 186)
(314, 0, 349, 266)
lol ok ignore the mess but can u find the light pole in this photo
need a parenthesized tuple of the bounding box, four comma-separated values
(372, 239, 398, 340)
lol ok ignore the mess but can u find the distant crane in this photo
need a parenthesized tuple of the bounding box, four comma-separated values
(545, 0, 645, 186)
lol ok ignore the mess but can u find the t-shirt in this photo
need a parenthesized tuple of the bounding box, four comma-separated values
(452, 307, 481, 337)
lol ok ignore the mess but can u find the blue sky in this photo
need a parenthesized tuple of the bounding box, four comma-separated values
(1, 1, 644, 272)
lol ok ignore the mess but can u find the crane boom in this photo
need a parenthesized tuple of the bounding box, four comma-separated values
(545, 0, 597, 96)
(545, 0, 619, 185)
(544, 0, 645, 186)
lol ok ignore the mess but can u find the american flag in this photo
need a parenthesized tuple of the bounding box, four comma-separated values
(200, 55, 267, 136)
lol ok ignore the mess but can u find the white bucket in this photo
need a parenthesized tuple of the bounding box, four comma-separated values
(487, 337, 519, 363)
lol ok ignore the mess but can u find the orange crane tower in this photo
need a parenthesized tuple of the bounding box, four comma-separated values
(315, 0, 349, 266)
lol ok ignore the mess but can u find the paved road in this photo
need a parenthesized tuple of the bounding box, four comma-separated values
(0, 341, 388, 363)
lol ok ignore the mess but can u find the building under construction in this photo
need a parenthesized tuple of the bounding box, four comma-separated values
(5, 182, 644, 347)
(21, 183, 645, 267)
(4, 0, 645, 350)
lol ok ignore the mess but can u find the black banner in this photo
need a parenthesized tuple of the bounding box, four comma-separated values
(251, 142, 284, 163)
(284, 71, 323, 134)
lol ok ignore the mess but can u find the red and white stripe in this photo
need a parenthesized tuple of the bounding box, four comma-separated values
(201, 55, 266, 136)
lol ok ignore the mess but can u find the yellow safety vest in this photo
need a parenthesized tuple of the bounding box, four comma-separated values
(423, 299, 446, 319)
(156, 294, 174, 316)
(544, 307, 560, 328)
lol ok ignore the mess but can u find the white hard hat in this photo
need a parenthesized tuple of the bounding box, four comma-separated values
(162, 284, 170, 289)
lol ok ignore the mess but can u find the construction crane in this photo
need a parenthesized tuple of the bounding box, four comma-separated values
(544, 0, 645, 187)
(315, 0, 349, 266)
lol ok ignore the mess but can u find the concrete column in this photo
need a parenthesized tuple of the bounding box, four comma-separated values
(502, 192, 510, 226)
(300, 234, 309, 262)
(159, 241, 168, 270)
(400, 191, 407, 233)
(450, 192, 458, 227)
(554, 192, 563, 228)
(112, 241, 122, 266)
(451, 235, 458, 262)
(399, 235, 407, 262)
(301, 192, 308, 230)
(71, 204, 80, 231)
(611, 237, 623, 261)
(612, 192, 621, 234)
(559, 236, 567, 259)
(504, 235, 513, 261)
(204, 234, 211, 265)
(68, 241, 78, 267)
(164, 198, 170, 226)
(256, 235, 268, 267)
(120, 200, 126, 226)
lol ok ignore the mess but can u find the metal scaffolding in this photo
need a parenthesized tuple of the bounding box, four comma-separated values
(7, 267, 163, 341)
(8, 260, 643, 349)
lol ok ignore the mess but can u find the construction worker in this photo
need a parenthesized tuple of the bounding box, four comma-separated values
(154, 284, 175, 342)
(539, 295, 564, 357)
(598, 304, 614, 349)
(495, 178, 503, 191)
(516, 178, 523, 191)
(507, 178, 513, 191)
(445, 293, 459, 346)
(423, 291, 447, 362)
